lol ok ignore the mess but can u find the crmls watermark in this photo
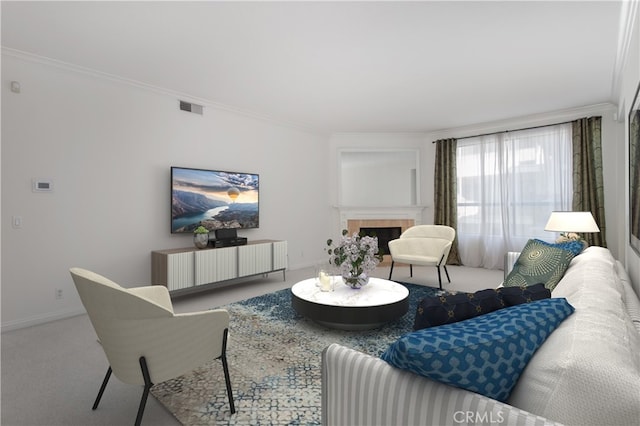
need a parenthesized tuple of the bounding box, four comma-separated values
(453, 411, 505, 424)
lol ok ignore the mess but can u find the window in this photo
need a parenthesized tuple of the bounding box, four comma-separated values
(456, 124, 572, 268)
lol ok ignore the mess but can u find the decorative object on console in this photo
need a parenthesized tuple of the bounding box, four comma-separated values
(544, 210, 600, 246)
(413, 283, 550, 331)
(503, 239, 576, 291)
(382, 298, 575, 402)
(326, 229, 384, 289)
(193, 225, 210, 249)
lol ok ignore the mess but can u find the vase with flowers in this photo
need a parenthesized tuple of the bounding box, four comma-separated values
(326, 229, 384, 289)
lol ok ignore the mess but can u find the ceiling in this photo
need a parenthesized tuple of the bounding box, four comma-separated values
(1, 1, 624, 134)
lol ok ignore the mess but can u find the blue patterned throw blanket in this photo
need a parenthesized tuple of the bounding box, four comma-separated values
(151, 283, 444, 425)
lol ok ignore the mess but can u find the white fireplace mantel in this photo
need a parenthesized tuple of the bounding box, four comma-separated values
(335, 205, 428, 230)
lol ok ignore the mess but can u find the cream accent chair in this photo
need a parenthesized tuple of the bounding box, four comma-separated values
(70, 268, 235, 426)
(387, 225, 455, 289)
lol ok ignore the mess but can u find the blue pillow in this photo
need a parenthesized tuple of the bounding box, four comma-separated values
(534, 238, 584, 256)
(413, 284, 551, 330)
(497, 283, 551, 306)
(504, 239, 575, 291)
(381, 298, 574, 402)
(413, 289, 505, 330)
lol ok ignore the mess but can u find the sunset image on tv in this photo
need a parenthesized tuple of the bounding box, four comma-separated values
(171, 167, 259, 233)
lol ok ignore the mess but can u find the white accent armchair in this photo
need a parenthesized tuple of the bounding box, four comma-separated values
(70, 268, 235, 426)
(387, 225, 456, 289)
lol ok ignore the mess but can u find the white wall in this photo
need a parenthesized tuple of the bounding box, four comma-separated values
(328, 133, 432, 229)
(340, 151, 417, 206)
(1, 52, 332, 331)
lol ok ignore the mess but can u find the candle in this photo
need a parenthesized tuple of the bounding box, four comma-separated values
(319, 270, 332, 292)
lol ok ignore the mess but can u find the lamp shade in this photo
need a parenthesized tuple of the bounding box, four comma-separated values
(544, 211, 600, 233)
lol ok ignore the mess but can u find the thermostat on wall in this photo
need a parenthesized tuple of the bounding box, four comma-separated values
(32, 179, 53, 192)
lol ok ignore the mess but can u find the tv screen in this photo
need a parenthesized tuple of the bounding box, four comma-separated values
(171, 166, 259, 233)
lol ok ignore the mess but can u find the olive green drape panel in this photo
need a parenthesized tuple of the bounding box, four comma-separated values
(572, 117, 607, 247)
(434, 138, 462, 265)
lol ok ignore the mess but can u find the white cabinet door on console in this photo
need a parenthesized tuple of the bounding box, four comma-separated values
(273, 240, 288, 271)
(194, 246, 238, 285)
(239, 243, 272, 276)
(166, 252, 194, 291)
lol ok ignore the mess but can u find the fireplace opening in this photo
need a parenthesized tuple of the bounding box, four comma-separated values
(360, 227, 402, 254)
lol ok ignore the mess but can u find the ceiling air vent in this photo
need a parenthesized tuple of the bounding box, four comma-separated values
(179, 100, 203, 115)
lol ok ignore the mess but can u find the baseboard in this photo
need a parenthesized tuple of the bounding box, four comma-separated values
(1, 308, 86, 333)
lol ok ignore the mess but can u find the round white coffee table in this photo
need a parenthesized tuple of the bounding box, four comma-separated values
(291, 277, 409, 330)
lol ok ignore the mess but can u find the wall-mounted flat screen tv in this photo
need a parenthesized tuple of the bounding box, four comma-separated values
(171, 166, 259, 233)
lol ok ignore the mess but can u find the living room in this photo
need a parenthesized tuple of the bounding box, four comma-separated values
(2, 1, 640, 425)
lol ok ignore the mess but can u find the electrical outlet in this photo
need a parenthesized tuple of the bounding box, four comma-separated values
(12, 216, 22, 229)
(55, 288, 63, 300)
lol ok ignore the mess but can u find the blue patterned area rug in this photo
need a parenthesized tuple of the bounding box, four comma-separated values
(151, 282, 445, 425)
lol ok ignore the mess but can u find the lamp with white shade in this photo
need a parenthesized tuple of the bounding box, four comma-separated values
(544, 211, 600, 244)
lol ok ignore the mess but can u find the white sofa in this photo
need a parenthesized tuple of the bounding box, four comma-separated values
(321, 247, 640, 426)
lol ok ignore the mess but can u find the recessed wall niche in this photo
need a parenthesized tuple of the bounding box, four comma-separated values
(339, 149, 419, 207)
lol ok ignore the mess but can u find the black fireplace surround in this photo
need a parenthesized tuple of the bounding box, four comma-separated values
(359, 227, 402, 254)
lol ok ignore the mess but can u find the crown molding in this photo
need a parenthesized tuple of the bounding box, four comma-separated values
(612, 0, 639, 115)
(1, 47, 328, 136)
(425, 103, 618, 142)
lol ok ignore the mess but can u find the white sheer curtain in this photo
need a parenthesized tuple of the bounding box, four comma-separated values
(456, 124, 573, 269)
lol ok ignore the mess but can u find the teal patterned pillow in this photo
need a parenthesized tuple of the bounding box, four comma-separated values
(381, 298, 574, 402)
(504, 239, 576, 291)
(534, 238, 585, 256)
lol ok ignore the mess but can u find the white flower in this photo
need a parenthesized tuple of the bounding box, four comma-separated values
(326, 230, 383, 277)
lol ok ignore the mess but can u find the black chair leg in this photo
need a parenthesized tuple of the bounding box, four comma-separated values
(220, 329, 236, 414)
(135, 357, 154, 426)
(93, 367, 112, 410)
(93, 351, 233, 426)
(444, 265, 451, 283)
(436, 266, 443, 290)
(388, 261, 395, 280)
(409, 264, 413, 277)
